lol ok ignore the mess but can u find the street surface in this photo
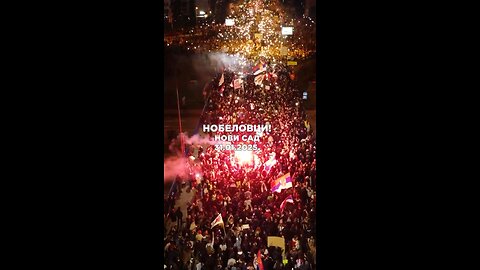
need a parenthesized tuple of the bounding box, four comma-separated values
(165, 185, 196, 234)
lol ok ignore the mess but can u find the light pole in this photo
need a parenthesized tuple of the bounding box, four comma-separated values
(175, 69, 185, 156)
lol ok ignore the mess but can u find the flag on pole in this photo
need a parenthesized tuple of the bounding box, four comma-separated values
(218, 73, 225, 86)
(211, 213, 224, 229)
(254, 74, 265, 86)
(253, 67, 266, 76)
(252, 62, 264, 74)
(270, 173, 293, 193)
(263, 156, 277, 173)
(257, 249, 264, 270)
(280, 195, 294, 212)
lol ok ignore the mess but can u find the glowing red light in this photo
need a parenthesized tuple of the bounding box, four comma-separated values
(234, 150, 254, 165)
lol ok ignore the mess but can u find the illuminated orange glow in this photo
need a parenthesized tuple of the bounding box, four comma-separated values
(164, 0, 316, 63)
(234, 149, 254, 165)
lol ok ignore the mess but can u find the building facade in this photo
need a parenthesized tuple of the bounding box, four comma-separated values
(305, 0, 316, 18)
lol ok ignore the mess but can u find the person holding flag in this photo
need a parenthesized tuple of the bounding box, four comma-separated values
(271, 173, 293, 193)
(211, 213, 226, 236)
(257, 249, 265, 270)
(227, 213, 234, 228)
(263, 153, 277, 174)
(280, 195, 294, 212)
(254, 249, 264, 270)
(252, 59, 266, 75)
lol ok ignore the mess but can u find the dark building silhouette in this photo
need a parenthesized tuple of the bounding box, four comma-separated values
(209, 0, 228, 24)
(170, 0, 197, 28)
(281, 0, 306, 18)
(305, 0, 316, 18)
(189, 0, 197, 26)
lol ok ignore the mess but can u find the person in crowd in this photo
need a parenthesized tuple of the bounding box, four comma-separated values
(176, 207, 184, 230)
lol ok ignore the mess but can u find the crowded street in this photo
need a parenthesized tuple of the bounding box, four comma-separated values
(164, 1, 316, 269)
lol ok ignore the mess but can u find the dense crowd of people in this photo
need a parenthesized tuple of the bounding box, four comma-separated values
(164, 60, 316, 270)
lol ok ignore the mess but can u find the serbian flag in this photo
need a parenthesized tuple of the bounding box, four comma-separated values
(252, 62, 266, 75)
(257, 249, 264, 270)
(211, 213, 224, 229)
(271, 173, 292, 193)
(280, 195, 294, 212)
(263, 157, 277, 173)
(253, 66, 266, 76)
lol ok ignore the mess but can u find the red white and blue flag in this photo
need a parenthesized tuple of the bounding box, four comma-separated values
(271, 173, 293, 193)
(263, 156, 277, 173)
(252, 62, 266, 75)
(211, 214, 224, 229)
(257, 249, 264, 270)
(280, 195, 294, 212)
